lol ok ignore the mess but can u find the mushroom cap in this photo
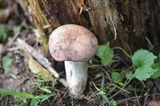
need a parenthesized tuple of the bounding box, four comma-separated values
(49, 24, 98, 62)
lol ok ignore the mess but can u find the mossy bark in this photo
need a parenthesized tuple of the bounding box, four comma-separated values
(27, 0, 160, 58)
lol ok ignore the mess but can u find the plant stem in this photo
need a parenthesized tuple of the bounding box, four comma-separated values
(109, 74, 135, 99)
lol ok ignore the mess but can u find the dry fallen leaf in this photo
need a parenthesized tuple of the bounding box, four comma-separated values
(147, 100, 160, 106)
(28, 56, 54, 80)
(16, 38, 59, 79)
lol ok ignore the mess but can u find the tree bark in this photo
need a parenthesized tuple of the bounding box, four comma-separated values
(27, 0, 160, 58)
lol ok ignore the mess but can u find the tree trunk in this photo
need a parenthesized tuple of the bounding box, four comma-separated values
(27, 0, 160, 58)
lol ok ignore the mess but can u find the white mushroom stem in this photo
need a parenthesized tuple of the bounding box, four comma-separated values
(65, 61, 88, 99)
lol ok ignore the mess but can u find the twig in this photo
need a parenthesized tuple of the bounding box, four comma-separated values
(109, 83, 130, 94)
(117, 93, 160, 104)
(134, 90, 141, 106)
(16, 38, 59, 79)
(112, 47, 132, 59)
(109, 15, 117, 40)
(109, 74, 135, 99)
(2, 30, 20, 54)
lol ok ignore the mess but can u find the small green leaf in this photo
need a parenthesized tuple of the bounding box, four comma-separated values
(151, 63, 160, 79)
(125, 71, 134, 80)
(2, 56, 13, 70)
(111, 72, 121, 81)
(118, 82, 124, 87)
(52, 80, 57, 88)
(37, 76, 51, 83)
(0, 88, 34, 99)
(30, 99, 39, 106)
(0, 25, 6, 34)
(96, 44, 108, 58)
(100, 76, 105, 90)
(96, 43, 114, 66)
(132, 49, 157, 67)
(13, 26, 21, 35)
(0, 25, 7, 42)
(18, 100, 28, 106)
(135, 66, 157, 81)
(96, 90, 106, 95)
(39, 87, 52, 93)
(35, 94, 55, 102)
(132, 49, 157, 81)
(110, 100, 117, 106)
(151, 69, 160, 79)
(101, 94, 110, 104)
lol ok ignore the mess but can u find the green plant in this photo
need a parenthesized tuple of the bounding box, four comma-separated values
(125, 71, 134, 80)
(0, 25, 7, 42)
(13, 26, 21, 35)
(0, 76, 55, 106)
(132, 49, 158, 81)
(1, 56, 13, 70)
(96, 43, 160, 81)
(71, 99, 78, 106)
(94, 43, 160, 106)
(96, 76, 117, 106)
(0, 88, 54, 106)
(111, 71, 124, 87)
(150, 61, 160, 79)
(96, 42, 114, 66)
(0, 8, 4, 13)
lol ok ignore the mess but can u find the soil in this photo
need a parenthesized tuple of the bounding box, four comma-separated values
(0, 1, 160, 106)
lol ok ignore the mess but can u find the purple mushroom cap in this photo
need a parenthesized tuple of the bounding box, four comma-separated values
(49, 24, 98, 62)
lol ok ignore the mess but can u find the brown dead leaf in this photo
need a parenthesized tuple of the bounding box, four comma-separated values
(147, 100, 160, 106)
(0, 7, 14, 23)
(28, 56, 54, 81)
(16, 38, 59, 79)
(0, 66, 27, 91)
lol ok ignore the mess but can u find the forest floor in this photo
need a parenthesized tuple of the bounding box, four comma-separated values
(1, 1, 160, 106)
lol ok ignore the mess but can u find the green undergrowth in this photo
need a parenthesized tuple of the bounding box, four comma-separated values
(0, 76, 56, 106)
(0, 24, 21, 42)
(1, 41, 160, 106)
(94, 42, 160, 106)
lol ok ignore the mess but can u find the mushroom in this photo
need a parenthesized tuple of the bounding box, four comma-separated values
(49, 24, 98, 99)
